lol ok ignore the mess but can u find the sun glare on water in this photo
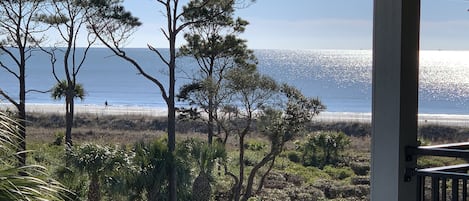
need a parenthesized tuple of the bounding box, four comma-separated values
(420, 50, 469, 101)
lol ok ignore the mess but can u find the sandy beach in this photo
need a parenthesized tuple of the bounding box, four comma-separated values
(0, 103, 168, 117)
(2, 103, 469, 127)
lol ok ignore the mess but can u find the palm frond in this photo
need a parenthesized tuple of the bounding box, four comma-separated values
(0, 111, 71, 201)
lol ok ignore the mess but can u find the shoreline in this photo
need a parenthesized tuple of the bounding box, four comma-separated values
(2, 103, 469, 127)
(0, 103, 168, 117)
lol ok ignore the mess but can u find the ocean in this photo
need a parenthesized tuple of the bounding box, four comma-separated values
(1, 48, 469, 115)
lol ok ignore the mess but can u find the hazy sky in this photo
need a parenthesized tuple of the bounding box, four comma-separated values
(120, 0, 469, 50)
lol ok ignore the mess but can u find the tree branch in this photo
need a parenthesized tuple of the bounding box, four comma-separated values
(0, 61, 20, 79)
(160, 27, 170, 40)
(0, 89, 19, 108)
(0, 46, 21, 67)
(148, 44, 170, 66)
(26, 89, 52, 94)
(92, 25, 169, 102)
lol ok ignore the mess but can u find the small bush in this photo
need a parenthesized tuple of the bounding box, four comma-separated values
(244, 139, 267, 151)
(417, 156, 465, 169)
(349, 162, 370, 176)
(323, 165, 355, 180)
(314, 180, 369, 199)
(329, 184, 369, 199)
(286, 151, 301, 163)
(351, 176, 369, 185)
(243, 150, 264, 166)
(285, 163, 330, 184)
(52, 131, 65, 146)
(299, 131, 351, 168)
(287, 185, 325, 201)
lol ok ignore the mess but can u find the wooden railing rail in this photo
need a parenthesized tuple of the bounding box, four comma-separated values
(407, 142, 469, 201)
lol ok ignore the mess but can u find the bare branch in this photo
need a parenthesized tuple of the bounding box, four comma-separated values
(26, 89, 52, 94)
(91, 25, 169, 102)
(0, 46, 21, 67)
(74, 33, 96, 75)
(160, 27, 170, 40)
(39, 46, 61, 83)
(0, 89, 19, 108)
(148, 44, 170, 66)
(0, 61, 20, 79)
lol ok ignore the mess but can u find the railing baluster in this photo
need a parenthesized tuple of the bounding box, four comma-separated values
(442, 177, 447, 201)
(433, 176, 440, 201)
(452, 178, 459, 201)
(408, 144, 469, 201)
(463, 179, 467, 201)
(417, 175, 424, 201)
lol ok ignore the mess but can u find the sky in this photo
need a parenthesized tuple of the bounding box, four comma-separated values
(120, 0, 469, 50)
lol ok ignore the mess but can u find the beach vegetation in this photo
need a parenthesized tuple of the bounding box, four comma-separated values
(22, 113, 383, 200)
(184, 138, 227, 201)
(126, 138, 193, 201)
(21, 110, 469, 200)
(297, 131, 351, 168)
(67, 143, 131, 201)
(0, 111, 69, 200)
(240, 84, 325, 201)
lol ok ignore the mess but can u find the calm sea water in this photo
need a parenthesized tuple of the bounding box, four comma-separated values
(1, 48, 469, 115)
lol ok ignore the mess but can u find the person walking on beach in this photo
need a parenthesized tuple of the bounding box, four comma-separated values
(105, 100, 108, 108)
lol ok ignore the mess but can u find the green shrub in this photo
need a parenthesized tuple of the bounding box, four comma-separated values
(323, 165, 355, 180)
(55, 166, 88, 200)
(129, 138, 193, 201)
(285, 163, 330, 184)
(299, 131, 351, 168)
(52, 131, 65, 146)
(286, 151, 301, 163)
(243, 150, 265, 167)
(328, 184, 369, 199)
(417, 156, 465, 169)
(287, 185, 325, 201)
(244, 139, 267, 151)
(349, 162, 370, 176)
(350, 176, 369, 185)
(68, 143, 132, 201)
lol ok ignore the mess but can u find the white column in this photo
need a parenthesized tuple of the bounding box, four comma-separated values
(371, 0, 420, 200)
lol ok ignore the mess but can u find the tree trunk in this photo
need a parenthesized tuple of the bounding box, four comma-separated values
(234, 134, 245, 201)
(17, 102, 26, 167)
(192, 172, 211, 201)
(241, 153, 274, 201)
(168, 29, 177, 201)
(17, 59, 27, 167)
(207, 98, 214, 144)
(168, 103, 177, 201)
(65, 94, 74, 149)
(88, 173, 101, 201)
(148, 182, 162, 201)
(256, 156, 276, 194)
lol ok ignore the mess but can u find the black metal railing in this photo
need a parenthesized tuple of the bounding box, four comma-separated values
(408, 142, 469, 201)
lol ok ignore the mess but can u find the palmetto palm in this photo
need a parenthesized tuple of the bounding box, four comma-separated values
(68, 143, 129, 201)
(51, 80, 85, 149)
(0, 111, 68, 201)
(51, 80, 85, 101)
(189, 140, 226, 201)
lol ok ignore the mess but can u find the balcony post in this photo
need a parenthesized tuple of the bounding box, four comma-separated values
(371, 0, 420, 200)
